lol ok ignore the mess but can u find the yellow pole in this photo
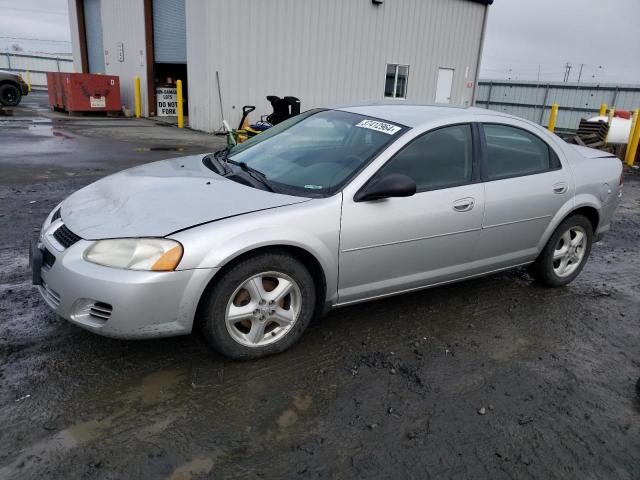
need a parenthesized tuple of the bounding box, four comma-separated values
(605, 107, 615, 143)
(26, 70, 32, 92)
(626, 109, 640, 167)
(176, 79, 184, 129)
(548, 103, 559, 132)
(625, 109, 638, 163)
(599, 103, 607, 116)
(134, 76, 141, 118)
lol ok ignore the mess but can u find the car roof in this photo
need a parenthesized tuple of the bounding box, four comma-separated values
(334, 103, 512, 128)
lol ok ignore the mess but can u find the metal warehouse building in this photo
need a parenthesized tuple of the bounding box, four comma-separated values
(68, 0, 492, 132)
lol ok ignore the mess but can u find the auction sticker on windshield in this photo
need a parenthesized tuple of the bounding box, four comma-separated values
(355, 120, 401, 135)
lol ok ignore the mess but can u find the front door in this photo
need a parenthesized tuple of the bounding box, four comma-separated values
(338, 123, 484, 304)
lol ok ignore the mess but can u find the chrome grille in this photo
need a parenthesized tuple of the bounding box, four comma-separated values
(41, 281, 61, 308)
(53, 224, 81, 249)
(89, 302, 113, 321)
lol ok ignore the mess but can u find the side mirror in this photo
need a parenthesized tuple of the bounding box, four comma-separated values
(354, 173, 417, 202)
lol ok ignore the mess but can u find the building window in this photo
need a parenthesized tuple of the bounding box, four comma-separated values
(384, 64, 409, 99)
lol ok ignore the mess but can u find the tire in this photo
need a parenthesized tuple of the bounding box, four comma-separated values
(528, 214, 593, 287)
(0, 84, 22, 107)
(200, 250, 316, 360)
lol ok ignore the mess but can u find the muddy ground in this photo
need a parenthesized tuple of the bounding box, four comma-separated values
(1, 93, 639, 479)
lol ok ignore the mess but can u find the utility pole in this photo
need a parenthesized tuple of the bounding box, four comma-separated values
(563, 62, 573, 83)
(577, 63, 584, 83)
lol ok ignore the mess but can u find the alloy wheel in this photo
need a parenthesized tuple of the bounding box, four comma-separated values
(225, 271, 302, 347)
(552, 226, 587, 278)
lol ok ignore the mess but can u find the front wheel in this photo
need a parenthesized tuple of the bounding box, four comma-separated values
(528, 214, 593, 287)
(200, 251, 316, 360)
(0, 84, 22, 107)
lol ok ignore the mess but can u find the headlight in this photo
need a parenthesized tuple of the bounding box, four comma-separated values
(84, 238, 183, 271)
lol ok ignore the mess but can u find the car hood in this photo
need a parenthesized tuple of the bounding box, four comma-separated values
(61, 154, 309, 239)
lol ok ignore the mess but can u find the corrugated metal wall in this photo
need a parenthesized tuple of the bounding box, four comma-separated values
(476, 80, 640, 131)
(153, 0, 187, 63)
(186, 0, 487, 132)
(0, 53, 74, 89)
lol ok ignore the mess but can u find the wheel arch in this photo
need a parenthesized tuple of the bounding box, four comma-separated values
(194, 244, 329, 329)
(569, 205, 599, 232)
(0, 79, 20, 88)
(537, 199, 600, 252)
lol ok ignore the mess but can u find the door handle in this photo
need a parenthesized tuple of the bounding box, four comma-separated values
(553, 182, 568, 194)
(453, 197, 475, 212)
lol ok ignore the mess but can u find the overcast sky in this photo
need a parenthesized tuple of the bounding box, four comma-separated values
(2, 0, 639, 85)
(0, 0, 70, 54)
(480, 0, 640, 84)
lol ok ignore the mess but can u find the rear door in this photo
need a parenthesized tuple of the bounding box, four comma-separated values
(474, 122, 573, 271)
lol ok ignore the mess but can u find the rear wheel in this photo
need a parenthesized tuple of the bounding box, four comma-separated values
(200, 251, 316, 360)
(528, 214, 593, 287)
(0, 84, 22, 107)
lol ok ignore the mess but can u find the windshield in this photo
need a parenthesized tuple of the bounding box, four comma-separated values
(227, 109, 406, 196)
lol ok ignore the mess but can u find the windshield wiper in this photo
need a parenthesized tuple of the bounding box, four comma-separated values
(203, 148, 232, 175)
(227, 159, 277, 193)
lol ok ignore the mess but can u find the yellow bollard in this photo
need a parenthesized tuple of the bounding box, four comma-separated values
(548, 103, 559, 132)
(605, 108, 615, 143)
(176, 79, 184, 129)
(134, 76, 141, 118)
(626, 109, 640, 167)
(599, 103, 607, 116)
(625, 109, 638, 161)
(26, 70, 32, 92)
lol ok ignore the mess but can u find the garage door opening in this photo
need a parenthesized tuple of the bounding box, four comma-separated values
(150, 0, 187, 121)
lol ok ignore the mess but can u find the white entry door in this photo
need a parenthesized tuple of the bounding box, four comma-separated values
(435, 68, 454, 104)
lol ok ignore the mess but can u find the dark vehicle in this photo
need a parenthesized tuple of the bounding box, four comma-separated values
(0, 70, 29, 107)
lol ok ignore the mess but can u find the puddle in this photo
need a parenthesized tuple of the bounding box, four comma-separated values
(118, 369, 184, 405)
(277, 409, 299, 428)
(277, 392, 314, 429)
(170, 457, 215, 480)
(0, 369, 186, 477)
(133, 146, 187, 152)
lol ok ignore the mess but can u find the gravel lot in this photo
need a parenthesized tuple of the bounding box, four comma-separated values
(1, 94, 639, 479)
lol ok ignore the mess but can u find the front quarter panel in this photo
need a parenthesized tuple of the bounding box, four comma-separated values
(170, 195, 343, 304)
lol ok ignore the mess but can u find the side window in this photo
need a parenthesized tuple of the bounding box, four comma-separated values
(483, 124, 551, 180)
(375, 124, 473, 191)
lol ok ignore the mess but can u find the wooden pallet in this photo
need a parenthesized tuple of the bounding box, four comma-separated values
(567, 119, 610, 148)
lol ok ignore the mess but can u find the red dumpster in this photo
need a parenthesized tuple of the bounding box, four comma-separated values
(46, 72, 121, 114)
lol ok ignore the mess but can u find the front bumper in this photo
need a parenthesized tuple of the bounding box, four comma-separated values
(32, 234, 217, 339)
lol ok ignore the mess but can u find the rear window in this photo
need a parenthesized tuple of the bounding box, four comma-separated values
(484, 124, 551, 179)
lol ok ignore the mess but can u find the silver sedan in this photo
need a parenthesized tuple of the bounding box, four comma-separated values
(31, 105, 623, 359)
